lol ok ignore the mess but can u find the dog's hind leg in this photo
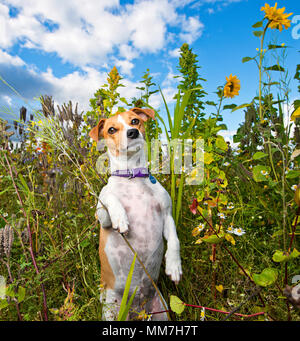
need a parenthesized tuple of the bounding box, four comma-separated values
(147, 291, 168, 321)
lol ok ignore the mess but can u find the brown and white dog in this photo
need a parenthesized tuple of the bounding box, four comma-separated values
(89, 108, 182, 321)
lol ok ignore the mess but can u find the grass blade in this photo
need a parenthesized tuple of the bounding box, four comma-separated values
(159, 86, 174, 136)
(117, 253, 137, 321)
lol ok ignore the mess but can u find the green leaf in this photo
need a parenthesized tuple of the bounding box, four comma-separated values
(215, 136, 228, 151)
(242, 57, 253, 63)
(264, 65, 285, 72)
(80, 239, 90, 249)
(290, 248, 300, 259)
(223, 104, 237, 110)
(119, 97, 129, 105)
(182, 116, 196, 139)
(205, 100, 217, 107)
(201, 231, 225, 244)
(268, 44, 287, 50)
(5, 285, 15, 298)
(175, 172, 185, 225)
(18, 173, 30, 194)
(272, 249, 300, 263)
(17, 286, 26, 303)
(272, 250, 289, 263)
(252, 20, 263, 28)
(170, 295, 185, 315)
(159, 86, 173, 137)
(0, 299, 8, 310)
(253, 151, 268, 160)
(253, 30, 263, 37)
(0, 188, 10, 196)
(118, 253, 137, 321)
(252, 165, 270, 182)
(120, 286, 138, 321)
(253, 268, 278, 287)
(286, 170, 300, 179)
(231, 103, 252, 112)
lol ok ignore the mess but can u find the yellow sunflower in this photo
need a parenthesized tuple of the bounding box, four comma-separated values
(291, 106, 300, 122)
(261, 3, 293, 31)
(224, 74, 240, 98)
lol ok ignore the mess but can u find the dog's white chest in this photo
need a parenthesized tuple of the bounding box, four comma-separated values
(102, 177, 165, 294)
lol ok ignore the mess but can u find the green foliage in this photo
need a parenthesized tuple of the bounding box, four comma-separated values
(176, 43, 206, 133)
(170, 295, 185, 315)
(0, 3, 299, 322)
(253, 268, 278, 287)
(117, 254, 137, 321)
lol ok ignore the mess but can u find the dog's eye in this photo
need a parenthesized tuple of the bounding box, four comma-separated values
(131, 118, 139, 125)
(108, 127, 117, 134)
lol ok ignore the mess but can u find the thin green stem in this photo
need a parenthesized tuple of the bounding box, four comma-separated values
(258, 22, 270, 122)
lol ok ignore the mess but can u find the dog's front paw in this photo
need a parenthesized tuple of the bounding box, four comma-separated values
(112, 212, 129, 235)
(165, 251, 182, 284)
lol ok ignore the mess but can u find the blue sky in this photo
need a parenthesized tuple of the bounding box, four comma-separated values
(0, 0, 299, 143)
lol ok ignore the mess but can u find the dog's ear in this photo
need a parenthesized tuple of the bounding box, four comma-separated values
(89, 118, 106, 142)
(130, 108, 155, 121)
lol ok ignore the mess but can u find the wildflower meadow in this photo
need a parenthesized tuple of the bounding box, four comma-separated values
(0, 2, 299, 323)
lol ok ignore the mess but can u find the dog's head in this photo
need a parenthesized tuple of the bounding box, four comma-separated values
(89, 108, 155, 157)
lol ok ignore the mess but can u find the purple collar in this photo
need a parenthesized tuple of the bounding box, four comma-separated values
(111, 167, 149, 179)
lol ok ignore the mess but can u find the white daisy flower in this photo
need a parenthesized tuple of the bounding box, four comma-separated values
(2, 213, 8, 217)
(291, 185, 298, 191)
(233, 227, 246, 236)
(217, 212, 226, 219)
(227, 225, 234, 234)
(192, 223, 205, 237)
(260, 170, 268, 176)
(224, 162, 230, 167)
(227, 202, 234, 210)
(197, 223, 205, 232)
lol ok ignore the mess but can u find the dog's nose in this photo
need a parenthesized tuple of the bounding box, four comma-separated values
(127, 128, 139, 139)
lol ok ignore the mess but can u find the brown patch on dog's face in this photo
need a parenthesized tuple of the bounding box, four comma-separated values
(119, 111, 146, 136)
(102, 115, 123, 157)
(89, 108, 155, 157)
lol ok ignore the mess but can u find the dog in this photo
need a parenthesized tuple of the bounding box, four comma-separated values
(89, 107, 182, 321)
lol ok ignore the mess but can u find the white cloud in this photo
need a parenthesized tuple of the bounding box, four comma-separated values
(0, 0, 202, 66)
(125, 0, 178, 53)
(0, 48, 25, 66)
(0, 0, 207, 114)
(0, 0, 203, 68)
(179, 16, 204, 44)
(162, 68, 182, 88)
(39, 66, 144, 113)
(114, 59, 135, 77)
(219, 129, 238, 148)
(2, 94, 12, 106)
(40, 66, 107, 112)
(169, 47, 181, 58)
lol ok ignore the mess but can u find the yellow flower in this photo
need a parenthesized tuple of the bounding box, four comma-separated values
(261, 3, 293, 31)
(291, 106, 300, 122)
(224, 74, 240, 98)
(216, 284, 224, 293)
(192, 223, 205, 237)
